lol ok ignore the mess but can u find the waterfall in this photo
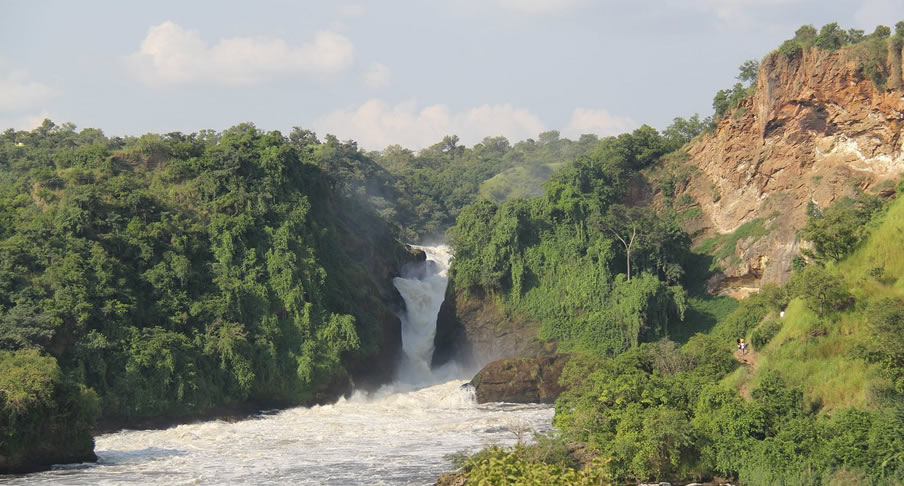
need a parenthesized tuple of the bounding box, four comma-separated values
(5, 243, 558, 486)
(392, 245, 453, 385)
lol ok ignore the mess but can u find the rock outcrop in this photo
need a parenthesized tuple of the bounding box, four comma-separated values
(682, 46, 904, 293)
(0, 433, 96, 474)
(432, 284, 548, 371)
(343, 238, 423, 391)
(469, 355, 570, 404)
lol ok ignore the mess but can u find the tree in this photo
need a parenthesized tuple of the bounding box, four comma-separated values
(863, 299, 904, 393)
(847, 28, 865, 43)
(713, 89, 731, 120)
(663, 114, 708, 148)
(794, 24, 818, 45)
(799, 194, 882, 263)
(737, 59, 759, 85)
(815, 22, 846, 50)
(790, 266, 852, 316)
(602, 205, 638, 281)
(873, 25, 891, 39)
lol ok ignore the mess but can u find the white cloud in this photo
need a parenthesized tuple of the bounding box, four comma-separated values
(565, 108, 637, 138)
(495, 0, 588, 14)
(0, 70, 59, 112)
(316, 99, 547, 150)
(125, 21, 355, 86)
(363, 63, 392, 89)
(341, 4, 365, 16)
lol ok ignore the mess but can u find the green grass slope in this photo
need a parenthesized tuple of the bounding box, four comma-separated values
(724, 195, 904, 412)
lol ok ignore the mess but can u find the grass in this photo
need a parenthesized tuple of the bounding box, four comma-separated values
(753, 299, 876, 410)
(672, 295, 739, 344)
(677, 206, 702, 223)
(836, 195, 904, 301)
(722, 258, 896, 412)
(695, 218, 769, 269)
(717, 198, 904, 410)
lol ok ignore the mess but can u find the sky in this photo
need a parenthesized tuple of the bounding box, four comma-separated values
(2, 0, 904, 151)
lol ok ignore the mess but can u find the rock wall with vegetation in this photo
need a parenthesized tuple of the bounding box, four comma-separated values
(679, 24, 904, 292)
(446, 23, 904, 485)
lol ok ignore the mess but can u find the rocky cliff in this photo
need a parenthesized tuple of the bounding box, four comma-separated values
(432, 283, 548, 371)
(682, 46, 904, 294)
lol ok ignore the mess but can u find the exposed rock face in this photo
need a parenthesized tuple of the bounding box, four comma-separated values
(432, 283, 548, 371)
(434, 472, 467, 486)
(1, 439, 96, 474)
(469, 355, 570, 404)
(344, 239, 423, 390)
(684, 46, 904, 291)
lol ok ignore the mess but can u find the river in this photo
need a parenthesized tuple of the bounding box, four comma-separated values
(1, 246, 554, 485)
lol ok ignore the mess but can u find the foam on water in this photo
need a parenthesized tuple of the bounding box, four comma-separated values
(2, 381, 552, 485)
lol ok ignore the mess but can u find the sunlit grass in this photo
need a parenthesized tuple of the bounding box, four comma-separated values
(724, 297, 887, 411)
(718, 197, 904, 411)
(837, 195, 904, 299)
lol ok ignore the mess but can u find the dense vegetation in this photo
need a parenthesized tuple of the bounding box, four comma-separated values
(0, 121, 412, 470)
(451, 163, 904, 486)
(447, 23, 904, 483)
(449, 125, 695, 356)
(365, 132, 602, 241)
(0, 118, 700, 471)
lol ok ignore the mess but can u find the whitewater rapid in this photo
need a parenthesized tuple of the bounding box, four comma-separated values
(1, 382, 552, 485)
(1, 245, 553, 485)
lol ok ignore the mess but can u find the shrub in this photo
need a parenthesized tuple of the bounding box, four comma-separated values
(462, 446, 610, 485)
(750, 320, 782, 351)
(788, 266, 853, 316)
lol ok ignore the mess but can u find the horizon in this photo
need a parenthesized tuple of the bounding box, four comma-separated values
(2, 0, 902, 150)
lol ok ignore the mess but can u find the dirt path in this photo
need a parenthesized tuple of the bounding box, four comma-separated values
(735, 347, 759, 400)
(736, 348, 758, 367)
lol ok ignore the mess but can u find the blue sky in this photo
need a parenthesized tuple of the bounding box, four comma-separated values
(2, 0, 903, 150)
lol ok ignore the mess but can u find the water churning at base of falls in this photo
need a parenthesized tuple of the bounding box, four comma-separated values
(2, 382, 552, 486)
(1, 245, 553, 486)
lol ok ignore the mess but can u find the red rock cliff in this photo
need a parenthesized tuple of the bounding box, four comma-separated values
(683, 46, 904, 294)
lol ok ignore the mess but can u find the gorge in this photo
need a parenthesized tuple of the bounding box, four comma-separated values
(2, 21, 904, 485)
(0, 247, 553, 485)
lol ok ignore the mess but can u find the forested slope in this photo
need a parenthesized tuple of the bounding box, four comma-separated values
(0, 122, 412, 472)
(445, 22, 904, 486)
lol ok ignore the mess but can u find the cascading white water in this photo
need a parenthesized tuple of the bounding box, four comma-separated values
(1, 244, 554, 485)
(392, 245, 454, 385)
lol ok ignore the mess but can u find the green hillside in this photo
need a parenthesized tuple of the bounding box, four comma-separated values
(0, 123, 411, 472)
(448, 21, 904, 484)
(452, 155, 904, 486)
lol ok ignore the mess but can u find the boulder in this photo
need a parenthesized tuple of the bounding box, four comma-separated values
(470, 355, 570, 404)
